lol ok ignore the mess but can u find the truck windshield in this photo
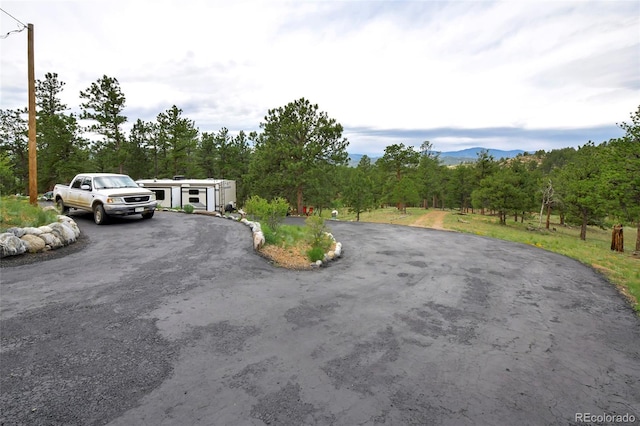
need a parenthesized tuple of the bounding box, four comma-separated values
(94, 176, 139, 189)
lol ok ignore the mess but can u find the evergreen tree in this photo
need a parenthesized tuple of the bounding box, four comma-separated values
(377, 143, 420, 211)
(36, 72, 89, 189)
(0, 109, 28, 194)
(343, 157, 375, 221)
(79, 75, 127, 173)
(156, 105, 200, 178)
(248, 98, 348, 213)
(556, 142, 607, 240)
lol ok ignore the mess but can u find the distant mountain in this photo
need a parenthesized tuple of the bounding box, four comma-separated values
(347, 147, 526, 167)
(437, 147, 526, 159)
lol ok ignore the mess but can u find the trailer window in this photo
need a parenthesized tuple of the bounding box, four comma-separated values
(188, 189, 199, 195)
(189, 197, 199, 203)
(153, 190, 165, 200)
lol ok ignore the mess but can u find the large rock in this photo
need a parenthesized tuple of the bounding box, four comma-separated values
(48, 222, 76, 245)
(253, 231, 265, 250)
(21, 234, 46, 253)
(39, 232, 63, 249)
(0, 233, 27, 258)
(4, 227, 25, 238)
(22, 227, 43, 236)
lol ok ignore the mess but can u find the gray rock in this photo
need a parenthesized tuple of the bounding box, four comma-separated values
(40, 232, 63, 249)
(22, 227, 44, 236)
(253, 231, 265, 250)
(0, 233, 27, 258)
(21, 234, 46, 253)
(49, 222, 76, 245)
(4, 227, 25, 238)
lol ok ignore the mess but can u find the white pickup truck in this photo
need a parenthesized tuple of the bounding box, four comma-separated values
(53, 173, 157, 225)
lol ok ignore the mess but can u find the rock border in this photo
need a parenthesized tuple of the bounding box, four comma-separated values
(0, 214, 81, 258)
(237, 217, 343, 268)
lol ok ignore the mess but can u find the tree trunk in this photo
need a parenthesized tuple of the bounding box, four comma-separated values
(611, 224, 624, 252)
(296, 185, 303, 216)
(356, 211, 360, 222)
(545, 205, 551, 229)
(636, 219, 640, 252)
(580, 214, 587, 241)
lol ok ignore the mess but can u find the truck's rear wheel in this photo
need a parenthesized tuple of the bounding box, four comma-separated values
(56, 198, 69, 214)
(93, 204, 108, 225)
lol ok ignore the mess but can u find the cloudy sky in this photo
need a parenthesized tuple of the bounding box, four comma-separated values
(1, 0, 638, 156)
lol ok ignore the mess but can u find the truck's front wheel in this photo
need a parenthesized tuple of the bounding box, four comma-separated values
(93, 204, 108, 225)
(56, 198, 69, 214)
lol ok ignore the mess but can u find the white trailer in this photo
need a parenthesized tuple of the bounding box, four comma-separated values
(136, 178, 237, 212)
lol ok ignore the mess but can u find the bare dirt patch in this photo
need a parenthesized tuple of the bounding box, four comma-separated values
(259, 241, 338, 270)
(409, 210, 448, 230)
(260, 242, 312, 270)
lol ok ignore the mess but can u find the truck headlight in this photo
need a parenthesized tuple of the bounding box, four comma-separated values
(149, 193, 156, 201)
(106, 197, 125, 204)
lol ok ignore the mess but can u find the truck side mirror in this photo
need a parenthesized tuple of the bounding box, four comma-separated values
(81, 184, 91, 191)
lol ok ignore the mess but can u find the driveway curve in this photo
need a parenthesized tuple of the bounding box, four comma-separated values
(1, 211, 638, 425)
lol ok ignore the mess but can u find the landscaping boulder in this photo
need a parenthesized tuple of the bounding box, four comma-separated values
(21, 234, 46, 253)
(0, 233, 27, 258)
(4, 227, 26, 238)
(48, 222, 77, 245)
(22, 227, 44, 236)
(39, 232, 63, 249)
(253, 231, 265, 250)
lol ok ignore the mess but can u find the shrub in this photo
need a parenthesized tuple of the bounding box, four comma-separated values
(307, 246, 325, 262)
(261, 222, 277, 245)
(305, 215, 333, 252)
(183, 204, 195, 214)
(244, 195, 289, 231)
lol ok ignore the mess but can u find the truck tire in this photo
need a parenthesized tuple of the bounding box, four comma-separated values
(56, 198, 69, 214)
(141, 211, 154, 220)
(93, 204, 108, 225)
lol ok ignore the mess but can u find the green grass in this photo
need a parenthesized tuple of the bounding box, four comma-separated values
(262, 223, 311, 248)
(332, 206, 425, 226)
(0, 196, 59, 232)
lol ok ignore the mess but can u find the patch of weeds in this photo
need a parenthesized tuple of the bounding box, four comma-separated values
(307, 246, 325, 262)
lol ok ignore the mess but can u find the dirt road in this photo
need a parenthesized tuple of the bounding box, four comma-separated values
(410, 209, 448, 230)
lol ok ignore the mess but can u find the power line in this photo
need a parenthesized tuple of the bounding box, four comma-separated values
(0, 7, 27, 39)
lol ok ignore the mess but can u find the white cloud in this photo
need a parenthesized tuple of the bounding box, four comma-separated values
(1, 0, 638, 155)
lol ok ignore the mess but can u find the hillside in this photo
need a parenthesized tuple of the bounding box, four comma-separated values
(348, 147, 526, 167)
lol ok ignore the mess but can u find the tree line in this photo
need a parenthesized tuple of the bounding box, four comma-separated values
(1, 73, 638, 249)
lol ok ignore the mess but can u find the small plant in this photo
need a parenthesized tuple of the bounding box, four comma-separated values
(261, 222, 277, 245)
(183, 204, 195, 214)
(244, 195, 289, 232)
(305, 215, 333, 252)
(307, 246, 325, 262)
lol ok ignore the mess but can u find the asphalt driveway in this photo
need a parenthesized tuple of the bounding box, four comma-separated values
(1, 211, 639, 425)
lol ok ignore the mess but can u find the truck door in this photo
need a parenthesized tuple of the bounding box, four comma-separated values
(76, 176, 94, 209)
(67, 176, 85, 207)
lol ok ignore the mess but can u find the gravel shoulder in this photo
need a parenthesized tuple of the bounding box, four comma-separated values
(1, 212, 638, 425)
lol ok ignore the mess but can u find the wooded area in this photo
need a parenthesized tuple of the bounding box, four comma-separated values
(1, 73, 639, 250)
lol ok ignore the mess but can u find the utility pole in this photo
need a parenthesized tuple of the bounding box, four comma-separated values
(28, 23, 37, 205)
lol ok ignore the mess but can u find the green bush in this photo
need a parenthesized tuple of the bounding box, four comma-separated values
(305, 215, 333, 251)
(261, 222, 277, 245)
(307, 246, 325, 262)
(0, 197, 59, 231)
(244, 195, 289, 231)
(183, 204, 195, 214)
